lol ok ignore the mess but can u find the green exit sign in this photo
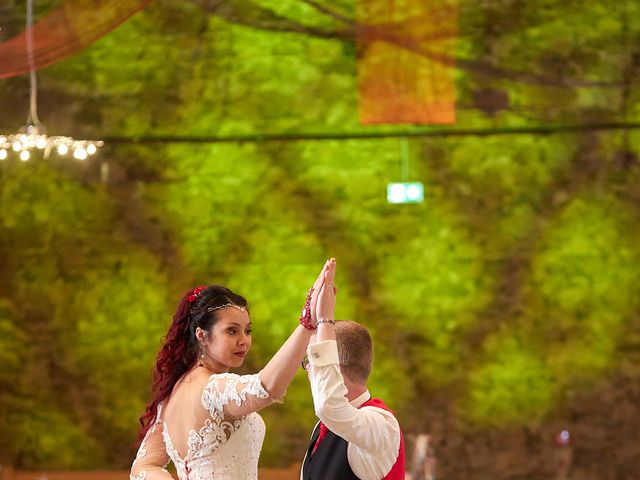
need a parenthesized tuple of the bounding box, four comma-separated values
(387, 182, 424, 204)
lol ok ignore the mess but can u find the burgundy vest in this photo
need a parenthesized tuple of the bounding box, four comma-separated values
(301, 397, 405, 480)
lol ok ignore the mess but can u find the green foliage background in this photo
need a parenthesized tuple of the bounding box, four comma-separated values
(1, 0, 639, 471)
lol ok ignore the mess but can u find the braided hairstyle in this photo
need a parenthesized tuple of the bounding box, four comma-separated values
(137, 285, 249, 443)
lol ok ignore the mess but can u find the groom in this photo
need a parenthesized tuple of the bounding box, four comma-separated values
(300, 259, 405, 479)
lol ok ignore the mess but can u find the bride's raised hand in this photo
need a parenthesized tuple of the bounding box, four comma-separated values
(300, 260, 330, 330)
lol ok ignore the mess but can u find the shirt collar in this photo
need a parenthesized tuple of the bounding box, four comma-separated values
(349, 389, 371, 408)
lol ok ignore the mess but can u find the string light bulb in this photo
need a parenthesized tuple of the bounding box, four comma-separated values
(73, 147, 88, 160)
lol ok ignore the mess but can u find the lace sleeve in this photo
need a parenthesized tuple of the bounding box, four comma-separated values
(130, 406, 172, 480)
(201, 372, 273, 420)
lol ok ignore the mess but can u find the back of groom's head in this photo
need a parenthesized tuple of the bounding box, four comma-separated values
(334, 320, 373, 385)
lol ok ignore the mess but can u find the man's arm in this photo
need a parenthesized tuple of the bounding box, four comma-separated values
(308, 258, 400, 463)
(307, 340, 400, 454)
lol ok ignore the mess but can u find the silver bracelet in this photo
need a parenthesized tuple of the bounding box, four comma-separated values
(317, 319, 335, 325)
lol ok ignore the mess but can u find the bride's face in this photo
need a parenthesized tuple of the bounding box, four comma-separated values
(202, 307, 252, 370)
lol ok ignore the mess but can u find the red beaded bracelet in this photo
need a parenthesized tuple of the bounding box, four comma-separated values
(299, 288, 316, 330)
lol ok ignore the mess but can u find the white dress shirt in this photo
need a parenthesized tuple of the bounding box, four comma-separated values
(301, 340, 401, 480)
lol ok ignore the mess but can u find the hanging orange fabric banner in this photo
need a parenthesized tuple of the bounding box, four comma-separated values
(0, 0, 152, 79)
(357, 0, 458, 125)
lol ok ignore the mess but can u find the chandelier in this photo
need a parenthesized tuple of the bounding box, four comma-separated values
(0, 0, 103, 162)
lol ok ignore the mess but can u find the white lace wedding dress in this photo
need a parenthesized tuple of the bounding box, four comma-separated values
(130, 371, 273, 480)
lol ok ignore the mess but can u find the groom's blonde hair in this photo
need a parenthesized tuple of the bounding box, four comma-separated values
(335, 320, 373, 384)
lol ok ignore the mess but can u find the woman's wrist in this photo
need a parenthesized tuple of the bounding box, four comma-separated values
(299, 287, 317, 330)
(297, 323, 316, 335)
(299, 317, 317, 330)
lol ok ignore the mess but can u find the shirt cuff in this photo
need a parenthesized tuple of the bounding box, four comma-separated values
(307, 340, 340, 367)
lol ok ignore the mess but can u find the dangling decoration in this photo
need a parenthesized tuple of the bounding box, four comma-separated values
(0, 0, 105, 162)
(357, 0, 458, 125)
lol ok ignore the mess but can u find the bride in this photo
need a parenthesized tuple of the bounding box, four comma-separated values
(130, 261, 330, 479)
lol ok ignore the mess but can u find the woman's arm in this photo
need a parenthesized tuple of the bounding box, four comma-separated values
(206, 261, 331, 420)
(258, 260, 330, 399)
(130, 413, 173, 480)
(258, 324, 314, 399)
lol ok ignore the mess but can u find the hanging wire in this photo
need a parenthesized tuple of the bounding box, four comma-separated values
(26, 0, 41, 126)
(400, 137, 410, 181)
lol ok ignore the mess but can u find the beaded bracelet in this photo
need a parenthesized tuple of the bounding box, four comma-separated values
(299, 287, 316, 330)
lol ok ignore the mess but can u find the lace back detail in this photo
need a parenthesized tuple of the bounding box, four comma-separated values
(161, 373, 269, 480)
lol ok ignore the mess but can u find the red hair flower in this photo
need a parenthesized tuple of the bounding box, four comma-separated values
(188, 285, 207, 303)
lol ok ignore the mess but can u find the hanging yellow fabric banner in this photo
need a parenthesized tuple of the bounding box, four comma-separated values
(357, 0, 458, 125)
